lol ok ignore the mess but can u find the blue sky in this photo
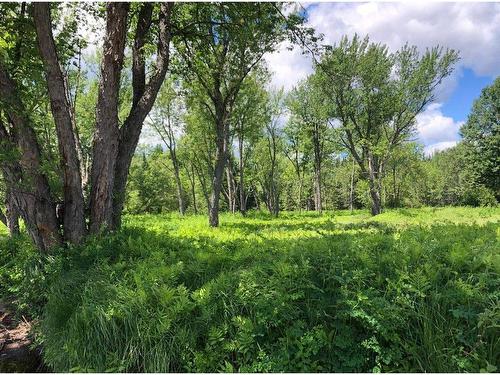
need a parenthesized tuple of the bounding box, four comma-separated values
(441, 68, 493, 123)
(266, 2, 500, 154)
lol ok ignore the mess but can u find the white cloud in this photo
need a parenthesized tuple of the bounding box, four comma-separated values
(265, 42, 313, 91)
(416, 103, 464, 154)
(267, 2, 500, 97)
(424, 141, 458, 156)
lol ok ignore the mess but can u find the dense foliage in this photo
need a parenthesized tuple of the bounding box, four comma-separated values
(1, 208, 498, 372)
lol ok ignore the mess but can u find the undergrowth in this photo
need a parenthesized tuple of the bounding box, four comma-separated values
(0, 207, 499, 372)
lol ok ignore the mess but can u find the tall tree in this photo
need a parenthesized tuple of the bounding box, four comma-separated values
(287, 76, 330, 213)
(316, 35, 458, 215)
(149, 79, 186, 215)
(460, 77, 500, 200)
(176, 3, 304, 227)
(231, 72, 268, 214)
(0, 3, 175, 251)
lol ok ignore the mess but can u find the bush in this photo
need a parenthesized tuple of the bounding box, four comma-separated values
(32, 208, 500, 372)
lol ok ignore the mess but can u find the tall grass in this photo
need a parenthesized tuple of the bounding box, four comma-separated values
(1, 207, 499, 372)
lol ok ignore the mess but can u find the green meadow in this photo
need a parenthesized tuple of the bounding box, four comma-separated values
(1, 207, 499, 372)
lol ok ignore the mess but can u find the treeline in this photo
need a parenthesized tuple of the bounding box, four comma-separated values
(0, 3, 498, 253)
(125, 69, 499, 216)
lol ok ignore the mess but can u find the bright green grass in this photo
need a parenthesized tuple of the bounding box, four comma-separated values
(1, 207, 499, 372)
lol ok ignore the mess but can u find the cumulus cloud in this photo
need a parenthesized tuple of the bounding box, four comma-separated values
(267, 2, 500, 96)
(424, 141, 458, 156)
(264, 2, 498, 149)
(415, 103, 464, 155)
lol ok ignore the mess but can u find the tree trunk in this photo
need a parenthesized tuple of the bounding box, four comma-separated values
(313, 166, 322, 213)
(0, 63, 61, 252)
(172, 159, 185, 215)
(33, 3, 87, 243)
(89, 3, 129, 233)
(186, 162, 198, 214)
(5, 189, 20, 236)
(209, 120, 227, 227)
(349, 158, 355, 212)
(111, 2, 173, 230)
(238, 133, 246, 215)
(367, 154, 382, 216)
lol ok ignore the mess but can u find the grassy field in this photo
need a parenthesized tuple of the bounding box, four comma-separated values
(1, 207, 499, 372)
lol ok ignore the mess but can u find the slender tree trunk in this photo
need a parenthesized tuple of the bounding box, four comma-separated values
(238, 133, 246, 215)
(349, 158, 355, 212)
(186, 162, 198, 214)
(172, 159, 185, 215)
(367, 154, 382, 215)
(314, 166, 322, 213)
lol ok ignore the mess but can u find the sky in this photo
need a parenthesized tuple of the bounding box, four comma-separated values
(265, 2, 500, 155)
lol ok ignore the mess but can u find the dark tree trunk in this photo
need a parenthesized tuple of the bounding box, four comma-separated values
(5, 189, 20, 236)
(33, 3, 86, 243)
(238, 133, 246, 215)
(208, 120, 228, 227)
(0, 64, 61, 252)
(89, 3, 129, 233)
(112, 2, 173, 230)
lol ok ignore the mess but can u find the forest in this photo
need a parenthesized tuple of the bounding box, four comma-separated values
(0, 2, 499, 373)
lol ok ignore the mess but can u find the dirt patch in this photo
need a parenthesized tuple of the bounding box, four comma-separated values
(0, 302, 46, 372)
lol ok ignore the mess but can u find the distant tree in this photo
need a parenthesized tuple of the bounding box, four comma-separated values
(316, 35, 459, 215)
(287, 75, 331, 213)
(231, 72, 268, 214)
(149, 79, 187, 215)
(175, 3, 307, 226)
(460, 77, 500, 200)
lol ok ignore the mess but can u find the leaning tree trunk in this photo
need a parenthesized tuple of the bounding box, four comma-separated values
(111, 2, 173, 230)
(33, 3, 87, 243)
(0, 63, 61, 252)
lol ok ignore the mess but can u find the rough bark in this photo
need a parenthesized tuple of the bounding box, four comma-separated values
(5, 189, 20, 236)
(112, 2, 174, 229)
(0, 68, 61, 251)
(33, 3, 86, 243)
(89, 2, 129, 233)
(208, 118, 228, 227)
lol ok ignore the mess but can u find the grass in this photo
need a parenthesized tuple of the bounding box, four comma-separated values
(1, 207, 499, 372)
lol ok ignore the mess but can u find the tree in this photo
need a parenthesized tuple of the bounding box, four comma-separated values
(231, 72, 268, 214)
(0, 3, 175, 251)
(257, 89, 284, 216)
(149, 79, 187, 215)
(287, 75, 331, 213)
(460, 77, 500, 200)
(176, 3, 304, 227)
(316, 35, 459, 215)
